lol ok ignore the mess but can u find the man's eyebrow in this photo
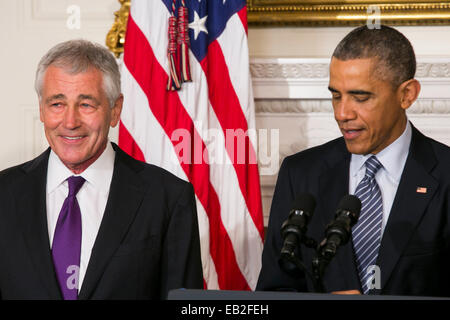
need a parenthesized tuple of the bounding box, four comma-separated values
(328, 86, 339, 93)
(45, 94, 66, 104)
(78, 94, 100, 104)
(328, 87, 373, 96)
(348, 90, 373, 95)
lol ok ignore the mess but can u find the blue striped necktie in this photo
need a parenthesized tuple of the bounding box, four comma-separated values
(352, 156, 383, 294)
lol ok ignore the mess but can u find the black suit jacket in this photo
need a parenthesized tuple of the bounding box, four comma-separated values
(0, 143, 203, 299)
(257, 125, 450, 296)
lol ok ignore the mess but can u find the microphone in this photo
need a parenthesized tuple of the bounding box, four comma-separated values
(279, 193, 316, 274)
(319, 194, 361, 261)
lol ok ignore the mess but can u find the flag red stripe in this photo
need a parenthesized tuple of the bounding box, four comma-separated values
(124, 15, 250, 290)
(118, 121, 146, 162)
(237, 6, 248, 35)
(200, 41, 264, 240)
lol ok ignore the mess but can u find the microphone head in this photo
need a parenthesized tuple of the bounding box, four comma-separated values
(291, 193, 316, 215)
(279, 193, 316, 276)
(336, 194, 362, 224)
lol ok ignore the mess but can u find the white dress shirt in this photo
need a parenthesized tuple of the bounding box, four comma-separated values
(46, 141, 115, 289)
(349, 120, 412, 238)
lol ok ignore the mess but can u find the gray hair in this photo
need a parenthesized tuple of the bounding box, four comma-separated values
(35, 39, 121, 107)
(332, 25, 416, 88)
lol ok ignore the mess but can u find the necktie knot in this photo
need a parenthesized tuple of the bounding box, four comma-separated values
(68, 176, 85, 197)
(364, 156, 382, 180)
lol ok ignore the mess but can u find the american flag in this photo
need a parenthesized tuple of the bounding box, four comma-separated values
(119, 0, 264, 290)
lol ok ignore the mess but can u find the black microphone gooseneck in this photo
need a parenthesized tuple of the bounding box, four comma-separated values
(312, 195, 362, 289)
(278, 193, 321, 291)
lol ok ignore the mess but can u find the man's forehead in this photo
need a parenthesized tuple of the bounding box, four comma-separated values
(329, 57, 380, 87)
(45, 93, 100, 102)
(42, 66, 104, 95)
(330, 57, 377, 72)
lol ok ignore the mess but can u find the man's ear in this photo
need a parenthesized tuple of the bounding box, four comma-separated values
(398, 79, 421, 111)
(39, 100, 44, 123)
(110, 94, 123, 128)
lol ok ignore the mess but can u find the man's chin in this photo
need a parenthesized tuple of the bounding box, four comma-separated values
(344, 141, 370, 155)
(52, 149, 89, 171)
(60, 157, 88, 170)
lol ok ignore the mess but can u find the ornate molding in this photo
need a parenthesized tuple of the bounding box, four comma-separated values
(250, 61, 329, 79)
(255, 99, 450, 114)
(106, 0, 130, 58)
(255, 99, 332, 113)
(247, 0, 450, 26)
(250, 59, 450, 80)
(416, 62, 450, 78)
(409, 100, 450, 113)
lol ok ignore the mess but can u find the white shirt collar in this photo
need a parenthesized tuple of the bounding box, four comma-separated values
(47, 141, 116, 194)
(350, 120, 412, 183)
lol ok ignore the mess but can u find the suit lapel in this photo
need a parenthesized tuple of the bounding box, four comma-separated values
(318, 141, 350, 231)
(17, 149, 62, 299)
(78, 146, 146, 299)
(318, 140, 360, 290)
(377, 127, 438, 292)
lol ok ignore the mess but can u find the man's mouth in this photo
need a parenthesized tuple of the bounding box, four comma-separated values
(60, 135, 86, 143)
(341, 128, 364, 140)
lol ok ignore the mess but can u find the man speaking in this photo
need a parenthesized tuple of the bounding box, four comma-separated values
(257, 25, 450, 296)
(0, 39, 203, 299)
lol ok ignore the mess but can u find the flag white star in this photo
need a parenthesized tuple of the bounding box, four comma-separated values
(189, 11, 208, 41)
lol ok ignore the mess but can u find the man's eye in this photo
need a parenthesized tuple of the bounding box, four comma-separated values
(331, 94, 341, 100)
(51, 103, 62, 107)
(80, 103, 93, 108)
(354, 95, 370, 102)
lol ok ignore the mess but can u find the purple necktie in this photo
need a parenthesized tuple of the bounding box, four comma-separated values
(52, 176, 85, 300)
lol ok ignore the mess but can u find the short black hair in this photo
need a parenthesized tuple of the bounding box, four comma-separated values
(332, 25, 416, 87)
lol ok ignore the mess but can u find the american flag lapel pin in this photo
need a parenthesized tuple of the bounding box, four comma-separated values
(416, 186, 427, 194)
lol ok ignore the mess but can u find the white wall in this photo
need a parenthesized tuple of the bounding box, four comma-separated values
(1, 0, 449, 223)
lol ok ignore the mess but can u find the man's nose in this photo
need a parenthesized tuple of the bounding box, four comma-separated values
(334, 97, 356, 122)
(62, 106, 81, 129)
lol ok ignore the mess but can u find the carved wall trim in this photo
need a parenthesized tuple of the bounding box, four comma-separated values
(250, 59, 330, 79)
(250, 58, 450, 79)
(255, 99, 450, 114)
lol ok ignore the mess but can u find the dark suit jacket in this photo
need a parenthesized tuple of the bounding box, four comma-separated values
(257, 125, 450, 297)
(0, 143, 203, 299)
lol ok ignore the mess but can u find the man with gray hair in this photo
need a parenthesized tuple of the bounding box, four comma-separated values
(257, 25, 450, 296)
(0, 39, 203, 299)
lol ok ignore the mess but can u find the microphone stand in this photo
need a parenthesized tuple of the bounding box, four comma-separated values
(308, 238, 327, 294)
(280, 228, 345, 293)
(311, 238, 342, 294)
(283, 236, 326, 293)
(284, 236, 332, 293)
(311, 248, 330, 294)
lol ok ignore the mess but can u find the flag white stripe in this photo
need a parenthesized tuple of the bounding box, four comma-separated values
(217, 14, 258, 147)
(130, 0, 170, 74)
